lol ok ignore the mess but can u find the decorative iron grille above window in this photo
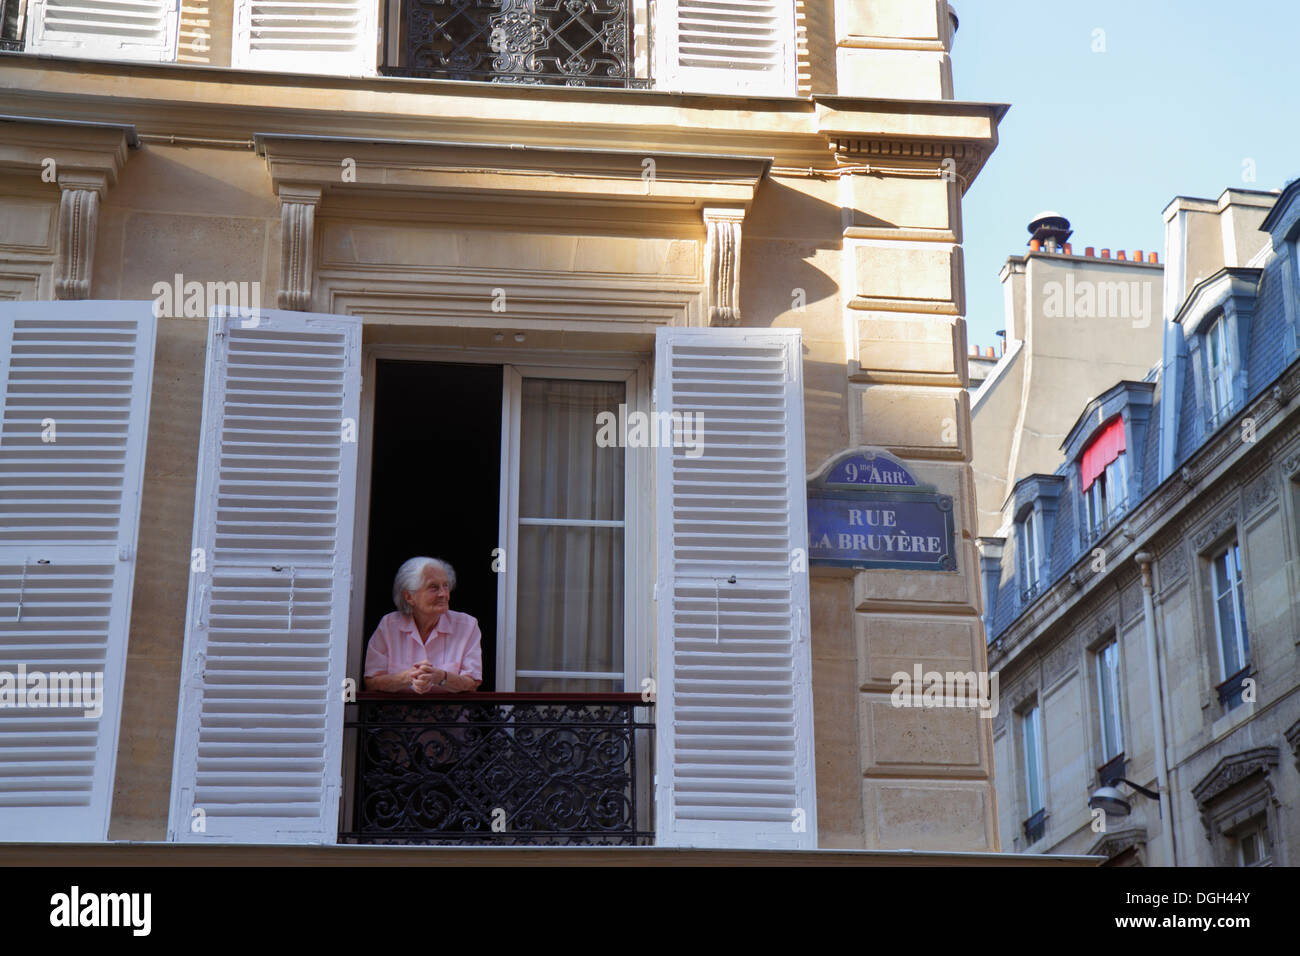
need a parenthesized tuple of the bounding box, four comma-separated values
(383, 0, 646, 88)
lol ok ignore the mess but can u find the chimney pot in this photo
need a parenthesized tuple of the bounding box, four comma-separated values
(1085, 246, 1095, 257)
(1029, 239, 1041, 252)
(1101, 248, 1110, 258)
(1149, 251, 1158, 264)
(1063, 243, 1073, 255)
(1117, 250, 1127, 261)
(1135, 250, 1143, 262)
(986, 346, 995, 358)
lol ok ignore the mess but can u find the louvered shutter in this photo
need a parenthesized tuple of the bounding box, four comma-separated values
(657, 0, 796, 96)
(653, 326, 816, 848)
(0, 301, 156, 841)
(168, 307, 360, 843)
(232, 0, 376, 75)
(25, 0, 179, 61)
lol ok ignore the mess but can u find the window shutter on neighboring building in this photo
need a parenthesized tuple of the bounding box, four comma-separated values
(168, 308, 360, 843)
(25, 0, 179, 60)
(657, 0, 796, 96)
(232, 0, 376, 75)
(653, 326, 816, 848)
(0, 301, 156, 841)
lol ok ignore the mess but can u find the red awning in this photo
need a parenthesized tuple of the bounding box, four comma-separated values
(1081, 417, 1126, 491)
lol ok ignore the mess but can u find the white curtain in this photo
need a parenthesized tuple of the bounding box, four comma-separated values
(517, 379, 624, 691)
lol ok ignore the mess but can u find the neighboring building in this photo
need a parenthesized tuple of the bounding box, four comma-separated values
(971, 212, 1166, 538)
(966, 342, 1000, 393)
(0, 1, 1038, 859)
(981, 184, 1300, 865)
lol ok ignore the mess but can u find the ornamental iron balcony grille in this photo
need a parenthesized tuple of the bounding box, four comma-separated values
(341, 692, 655, 846)
(1022, 807, 1046, 845)
(0, 0, 24, 51)
(1216, 665, 1251, 710)
(382, 0, 647, 88)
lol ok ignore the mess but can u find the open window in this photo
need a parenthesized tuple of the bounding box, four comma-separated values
(1081, 416, 1127, 543)
(168, 315, 816, 848)
(1209, 540, 1251, 710)
(1205, 313, 1235, 428)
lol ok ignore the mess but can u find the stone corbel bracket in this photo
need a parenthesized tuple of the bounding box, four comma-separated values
(0, 117, 136, 300)
(703, 207, 745, 327)
(276, 183, 322, 311)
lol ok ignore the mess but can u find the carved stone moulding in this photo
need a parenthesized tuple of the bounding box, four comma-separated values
(0, 117, 136, 301)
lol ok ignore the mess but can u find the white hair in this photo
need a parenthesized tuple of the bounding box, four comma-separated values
(392, 556, 456, 615)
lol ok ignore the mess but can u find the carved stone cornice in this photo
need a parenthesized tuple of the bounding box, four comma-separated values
(0, 118, 135, 301)
(1088, 826, 1147, 861)
(1192, 747, 1279, 809)
(254, 135, 771, 221)
(703, 208, 743, 327)
(1286, 719, 1300, 774)
(1191, 508, 1237, 554)
(276, 184, 322, 312)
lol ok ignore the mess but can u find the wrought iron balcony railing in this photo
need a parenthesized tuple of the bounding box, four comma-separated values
(341, 692, 655, 846)
(1022, 807, 1046, 845)
(0, 0, 25, 52)
(382, 0, 647, 88)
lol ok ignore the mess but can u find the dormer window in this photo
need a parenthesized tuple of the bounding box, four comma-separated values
(1206, 314, 1234, 427)
(1016, 508, 1041, 601)
(1081, 417, 1127, 543)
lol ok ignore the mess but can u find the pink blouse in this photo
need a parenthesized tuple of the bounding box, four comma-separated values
(364, 610, 483, 688)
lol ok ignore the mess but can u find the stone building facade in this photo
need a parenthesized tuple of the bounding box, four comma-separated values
(0, 0, 1027, 857)
(982, 185, 1300, 865)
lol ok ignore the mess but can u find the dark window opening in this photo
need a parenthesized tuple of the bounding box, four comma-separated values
(363, 359, 502, 689)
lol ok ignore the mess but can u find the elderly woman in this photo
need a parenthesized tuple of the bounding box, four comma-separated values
(364, 556, 483, 693)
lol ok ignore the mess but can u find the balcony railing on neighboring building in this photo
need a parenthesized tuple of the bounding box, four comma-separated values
(1022, 807, 1046, 845)
(1216, 665, 1252, 710)
(382, 0, 646, 88)
(1097, 752, 1127, 788)
(341, 692, 655, 846)
(0, 0, 24, 52)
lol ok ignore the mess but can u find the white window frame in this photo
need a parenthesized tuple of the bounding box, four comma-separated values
(348, 346, 653, 697)
(1206, 315, 1234, 426)
(1095, 639, 1124, 762)
(1084, 451, 1128, 540)
(1210, 541, 1249, 683)
(499, 363, 650, 692)
(1021, 704, 1044, 816)
(1016, 508, 1040, 594)
(1237, 820, 1271, 867)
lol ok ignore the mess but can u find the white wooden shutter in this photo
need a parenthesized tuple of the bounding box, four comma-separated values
(25, 0, 179, 61)
(657, 0, 795, 96)
(0, 301, 156, 841)
(653, 326, 815, 848)
(168, 307, 360, 843)
(232, 0, 377, 75)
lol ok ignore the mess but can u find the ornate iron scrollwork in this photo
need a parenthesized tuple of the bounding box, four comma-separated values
(343, 696, 655, 845)
(389, 0, 644, 88)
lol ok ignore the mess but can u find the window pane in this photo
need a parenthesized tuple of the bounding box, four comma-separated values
(1098, 642, 1122, 759)
(1023, 707, 1042, 813)
(520, 379, 625, 521)
(1240, 831, 1259, 866)
(516, 524, 624, 679)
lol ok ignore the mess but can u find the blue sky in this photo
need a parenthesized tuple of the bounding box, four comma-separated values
(953, 0, 1300, 351)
